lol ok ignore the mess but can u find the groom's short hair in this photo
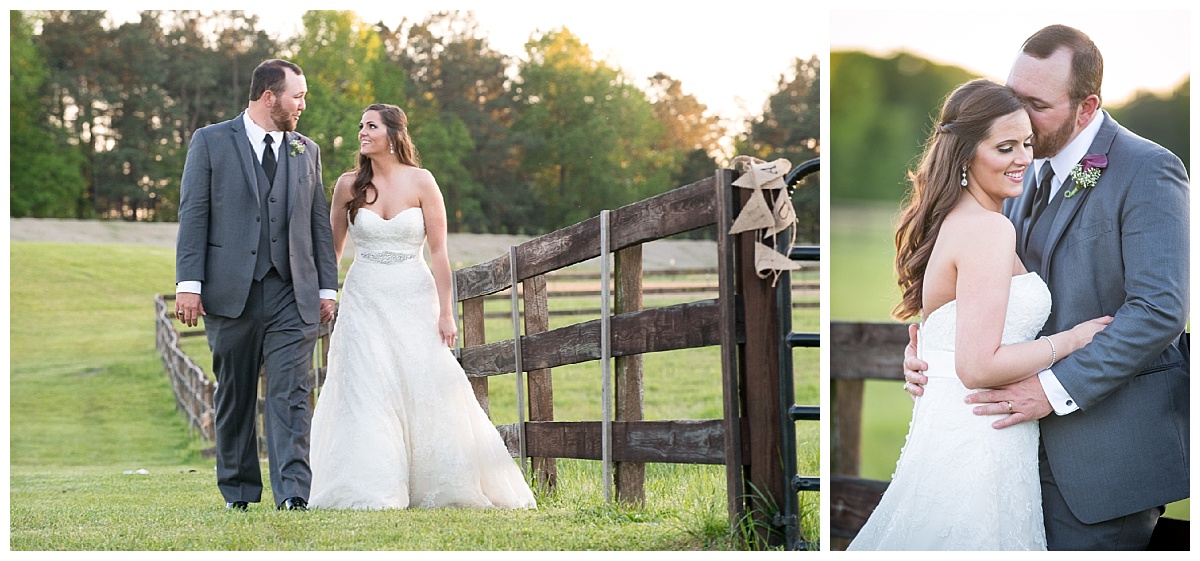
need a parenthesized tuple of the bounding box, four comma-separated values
(249, 59, 303, 102)
(1020, 24, 1103, 106)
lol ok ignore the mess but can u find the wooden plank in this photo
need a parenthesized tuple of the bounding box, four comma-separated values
(830, 474, 888, 541)
(453, 251, 512, 302)
(829, 321, 909, 381)
(458, 299, 722, 377)
(832, 378, 863, 477)
(517, 216, 603, 283)
(522, 273, 557, 490)
(498, 420, 728, 464)
(608, 177, 718, 250)
(453, 180, 719, 300)
(614, 244, 645, 505)
(461, 296, 489, 416)
(715, 168, 745, 523)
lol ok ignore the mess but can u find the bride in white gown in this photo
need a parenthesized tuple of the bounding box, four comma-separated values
(308, 103, 536, 510)
(847, 80, 1108, 550)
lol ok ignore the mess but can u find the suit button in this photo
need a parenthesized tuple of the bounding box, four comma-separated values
(256, 217, 261, 222)
(251, 250, 257, 255)
(272, 238, 277, 243)
(271, 218, 276, 222)
(270, 198, 277, 203)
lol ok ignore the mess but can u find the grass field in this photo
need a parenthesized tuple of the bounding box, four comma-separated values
(9, 240, 818, 550)
(830, 201, 1189, 520)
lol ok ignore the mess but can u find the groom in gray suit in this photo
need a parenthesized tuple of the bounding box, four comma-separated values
(906, 25, 1189, 549)
(175, 59, 340, 511)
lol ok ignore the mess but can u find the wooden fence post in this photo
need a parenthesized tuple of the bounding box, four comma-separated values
(522, 274, 557, 491)
(716, 168, 747, 526)
(461, 296, 489, 416)
(614, 244, 645, 505)
(736, 183, 786, 547)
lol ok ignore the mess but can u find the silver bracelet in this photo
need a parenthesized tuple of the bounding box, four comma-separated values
(1041, 335, 1057, 370)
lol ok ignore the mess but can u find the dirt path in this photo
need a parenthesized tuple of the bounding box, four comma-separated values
(9, 218, 717, 270)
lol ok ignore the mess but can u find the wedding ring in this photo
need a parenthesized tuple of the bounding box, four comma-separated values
(902, 382, 911, 392)
(1006, 401, 1014, 413)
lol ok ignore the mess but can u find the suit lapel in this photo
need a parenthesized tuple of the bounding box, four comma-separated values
(1037, 111, 1119, 275)
(230, 113, 262, 206)
(285, 131, 300, 220)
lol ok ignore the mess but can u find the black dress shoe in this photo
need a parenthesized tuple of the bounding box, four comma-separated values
(226, 501, 249, 511)
(278, 497, 308, 511)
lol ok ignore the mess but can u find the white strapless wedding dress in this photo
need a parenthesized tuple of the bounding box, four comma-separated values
(308, 207, 536, 510)
(848, 272, 1050, 550)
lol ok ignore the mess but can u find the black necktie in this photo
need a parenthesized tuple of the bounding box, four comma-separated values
(1025, 164, 1059, 274)
(262, 134, 277, 186)
(1025, 164, 1055, 248)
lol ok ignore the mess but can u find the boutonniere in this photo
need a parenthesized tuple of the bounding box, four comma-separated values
(1064, 154, 1107, 198)
(289, 138, 307, 156)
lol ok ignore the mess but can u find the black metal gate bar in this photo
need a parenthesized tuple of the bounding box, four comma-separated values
(774, 157, 820, 550)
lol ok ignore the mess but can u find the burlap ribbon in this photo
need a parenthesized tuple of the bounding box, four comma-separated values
(729, 156, 799, 285)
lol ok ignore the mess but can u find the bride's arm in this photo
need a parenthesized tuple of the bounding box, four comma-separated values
(952, 214, 1108, 389)
(420, 170, 458, 348)
(329, 174, 353, 266)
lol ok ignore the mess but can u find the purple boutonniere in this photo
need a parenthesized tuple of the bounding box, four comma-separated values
(289, 138, 307, 156)
(1064, 154, 1107, 198)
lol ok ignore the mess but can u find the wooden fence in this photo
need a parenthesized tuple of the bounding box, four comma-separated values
(154, 169, 808, 544)
(827, 321, 907, 551)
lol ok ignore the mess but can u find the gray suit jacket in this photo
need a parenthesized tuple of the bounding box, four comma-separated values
(176, 113, 338, 324)
(1005, 111, 1189, 524)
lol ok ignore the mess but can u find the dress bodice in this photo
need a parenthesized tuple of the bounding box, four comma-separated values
(920, 272, 1051, 353)
(349, 207, 426, 261)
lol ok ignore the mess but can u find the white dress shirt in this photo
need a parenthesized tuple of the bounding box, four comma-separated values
(1032, 111, 1106, 415)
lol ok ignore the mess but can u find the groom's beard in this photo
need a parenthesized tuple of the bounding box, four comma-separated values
(1033, 108, 1076, 159)
(271, 103, 298, 132)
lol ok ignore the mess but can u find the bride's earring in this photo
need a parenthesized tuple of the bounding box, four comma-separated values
(961, 165, 968, 187)
(390, 144, 395, 155)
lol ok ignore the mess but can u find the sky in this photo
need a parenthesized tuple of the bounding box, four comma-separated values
(91, 1, 824, 127)
(830, 9, 1191, 106)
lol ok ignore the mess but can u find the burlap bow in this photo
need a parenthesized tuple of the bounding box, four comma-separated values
(729, 156, 799, 285)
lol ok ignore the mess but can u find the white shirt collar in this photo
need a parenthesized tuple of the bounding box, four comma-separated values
(1036, 110, 1106, 198)
(242, 112, 283, 161)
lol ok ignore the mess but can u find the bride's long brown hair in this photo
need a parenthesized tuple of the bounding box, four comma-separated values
(893, 79, 1024, 320)
(346, 103, 421, 223)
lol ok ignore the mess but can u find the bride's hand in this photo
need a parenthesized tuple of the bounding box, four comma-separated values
(1066, 315, 1113, 352)
(438, 314, 458, 348)
(903, 324, 928, 400)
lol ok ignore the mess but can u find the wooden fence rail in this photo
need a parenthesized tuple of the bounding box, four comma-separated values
(154, 168, 809, 545)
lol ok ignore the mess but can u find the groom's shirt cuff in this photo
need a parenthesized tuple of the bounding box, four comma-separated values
(1038, 369, 1080, 415)
(320, 289, 338, 300)
(176, 281, 202, 294)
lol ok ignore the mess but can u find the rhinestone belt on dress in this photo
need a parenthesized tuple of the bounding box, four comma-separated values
(357, 251, 416, 264)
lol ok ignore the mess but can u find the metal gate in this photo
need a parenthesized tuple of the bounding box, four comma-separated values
(774, 157, 820, 550)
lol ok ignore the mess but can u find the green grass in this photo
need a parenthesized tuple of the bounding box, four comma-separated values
(831, 202, 1189, 521)
(9, 241, 818, 550)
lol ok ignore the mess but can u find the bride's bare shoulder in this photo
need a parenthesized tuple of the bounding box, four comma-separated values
(939, 207, 1015, 256)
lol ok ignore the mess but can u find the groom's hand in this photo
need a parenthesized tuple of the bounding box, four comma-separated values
(965, 376, 1053, 429)
(903, 324, 928, 399)
(319, 298, 337, 323)
(175, 292, 205, 328)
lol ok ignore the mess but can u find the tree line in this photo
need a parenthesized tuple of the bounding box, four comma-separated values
(10, 10, 820, 240)
(830, 50, 1190, 202)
